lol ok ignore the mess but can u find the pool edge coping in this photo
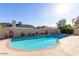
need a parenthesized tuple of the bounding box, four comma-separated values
(6, 39, 60, 52)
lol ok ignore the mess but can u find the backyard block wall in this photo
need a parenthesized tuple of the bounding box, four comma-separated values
(73, 29, 79, 35)
(12, 28, 60, 37)
(0, 27, 61, 39)
(0, 28, 9, 39)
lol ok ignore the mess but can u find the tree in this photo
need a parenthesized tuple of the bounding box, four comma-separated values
(74, 24, 79, 28)
(75, 16, 79, 25)
(57, 19, 66, 29)
(72, 16, 79, 28)
(65, 24, 73, 34)
(57, 19, 73, 34)
(0, 23, 6, 28)
(18, 22, 22, 25)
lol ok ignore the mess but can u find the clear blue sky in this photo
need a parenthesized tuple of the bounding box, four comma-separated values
(0, 3, 79, 27)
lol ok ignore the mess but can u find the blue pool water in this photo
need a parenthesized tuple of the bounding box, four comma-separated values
(9, 34, 67, 50)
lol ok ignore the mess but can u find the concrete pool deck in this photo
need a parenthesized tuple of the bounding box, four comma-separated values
(0, 35, 79, 56)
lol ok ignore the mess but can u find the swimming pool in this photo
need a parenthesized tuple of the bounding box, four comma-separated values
(9, 34, 66, 51)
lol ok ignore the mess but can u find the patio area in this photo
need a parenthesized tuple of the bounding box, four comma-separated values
(0, 35, 79, 56)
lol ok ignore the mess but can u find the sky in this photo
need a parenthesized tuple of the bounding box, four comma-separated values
(0, 3, 79, 27)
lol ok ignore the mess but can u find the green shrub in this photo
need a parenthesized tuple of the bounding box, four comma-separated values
(57, 19, 74, 34)
(65, 28, 73, 34)
(0, 23, 6, 28)
(60, 28, 66, 33)
(60, 26, 73, 34)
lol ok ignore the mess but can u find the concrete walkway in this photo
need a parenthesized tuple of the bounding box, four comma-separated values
(0, 35, 79, 56)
